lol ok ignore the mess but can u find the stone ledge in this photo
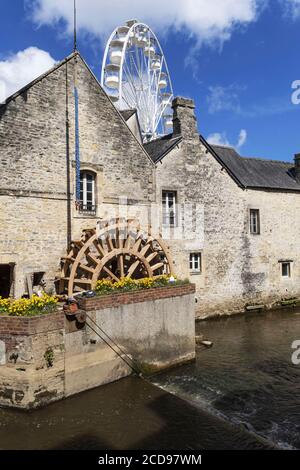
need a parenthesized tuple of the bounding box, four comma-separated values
(78, 283, 196, 312)
(0, 311, 64, 336)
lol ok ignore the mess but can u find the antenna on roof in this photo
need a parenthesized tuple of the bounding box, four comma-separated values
(73, 0, 77, 52)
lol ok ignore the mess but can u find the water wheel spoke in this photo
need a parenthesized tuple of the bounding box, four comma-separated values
(140, 243, 151, 257)
(106, 235, 114, 252)
(61, 219, 174, 295)
(86, 253, 100, 265)
(146, 252, 158, 263)
(72, 240, 85, 249)
(115, 224, 120, 248)
(118, 254, 125, 278)
(93, 240, 106, 257)
(103, 266, 120, 282)
(125, 234, 133, 249)
(64, 278, 92, 285)
(61, 256, 76, 263)
(118, 233, 124, 249)
(151, 262, 164, 272)
(126, 259, 140, 278)
(132, 238, 142, 253)
(79, 264, 95, 274)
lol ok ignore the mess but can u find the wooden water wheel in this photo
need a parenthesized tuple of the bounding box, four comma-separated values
(59, 219, 174, 297)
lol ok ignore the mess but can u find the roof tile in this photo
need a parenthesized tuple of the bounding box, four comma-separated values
(143, 134, 300, 192)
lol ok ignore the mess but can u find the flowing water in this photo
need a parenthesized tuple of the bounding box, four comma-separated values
(0, 375, 273, 450)
(0, 308, 298, 450)
(154, 308, 300, 450)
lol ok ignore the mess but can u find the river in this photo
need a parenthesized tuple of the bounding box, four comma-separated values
(154, 307, 300, 450)
(0, 308, 298, 450)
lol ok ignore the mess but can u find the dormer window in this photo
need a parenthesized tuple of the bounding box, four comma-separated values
(79, 171, 96, 214)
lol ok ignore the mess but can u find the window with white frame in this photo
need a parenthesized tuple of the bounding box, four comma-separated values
(80, 171, 96, 213)
(250, 209, 260, 234)
(281, 262, 291, 278)
(189, 253, 202, 273)
(162, 190, 177, 227)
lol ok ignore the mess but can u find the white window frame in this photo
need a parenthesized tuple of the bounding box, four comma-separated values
(80, 171, 96, 210)
(281, 262, 291, 279)
(162, 190, 177, 227)
(250, 209, 260, 235)
(189, 253, 202, 274)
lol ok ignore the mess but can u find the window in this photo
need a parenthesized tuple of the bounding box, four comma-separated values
(162, 190, 177, 227)
(250, 209, 260, 234)
(33, 272, 45, 287)
(0, 264, 14, 298)
(281, 262, 291, 278)
(190, 253, 202, 273)
(79, 171, 96, 213)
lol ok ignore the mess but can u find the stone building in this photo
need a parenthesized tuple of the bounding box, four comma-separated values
(1, 52, 300, 318)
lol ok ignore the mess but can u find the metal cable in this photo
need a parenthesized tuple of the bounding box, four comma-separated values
(85, 318, 142, 376)
(86, 313, 136, 365)
(86, 313, 143, 374)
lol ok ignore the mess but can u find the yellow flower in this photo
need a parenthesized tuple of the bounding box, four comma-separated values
(1, 293, 58, 317)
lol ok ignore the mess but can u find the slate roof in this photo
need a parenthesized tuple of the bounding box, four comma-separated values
(143, 133, 300, 191)
(120, 109, 136, 121)
(207, 142, 299, 191)
(143, 134, 182, 163)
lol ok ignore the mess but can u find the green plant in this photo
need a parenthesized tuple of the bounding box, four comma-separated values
(44, 348, 54, 368)
(94, 275, 189, 296)
(0, 294, 58, 317)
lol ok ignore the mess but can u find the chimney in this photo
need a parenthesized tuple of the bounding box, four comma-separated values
(172, 97, 198, 139)
(294, 153, 300, 183)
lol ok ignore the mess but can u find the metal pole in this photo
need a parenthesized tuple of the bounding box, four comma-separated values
(65, 61, 72, 249)
(74, 0, 77, 52)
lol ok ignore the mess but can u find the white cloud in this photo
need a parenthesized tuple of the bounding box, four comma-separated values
(27, 0, 263, 47)
(237, 129, 247, 149)
(207, 132, 230, 147)
(0, 47, 57, 101)
(207, 129, 247, 150)
(207, 84, 245, 114)
(279, 0, 300, 18)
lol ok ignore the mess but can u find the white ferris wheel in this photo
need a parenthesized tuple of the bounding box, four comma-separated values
(101, 19, 174, 142)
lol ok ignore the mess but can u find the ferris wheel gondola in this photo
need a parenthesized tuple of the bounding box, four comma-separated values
(101, 20, 174, 142)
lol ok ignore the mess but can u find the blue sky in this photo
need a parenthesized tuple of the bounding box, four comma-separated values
(0, 0, 300, 162)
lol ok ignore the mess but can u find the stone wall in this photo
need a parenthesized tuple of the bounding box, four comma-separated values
(155, 98, 300, 318)
(0, 285, 195, 409)
(1, 50, 299, 318)
(241, 188, 300, 305)
(78, 283, 196, 376)
(0, 312, 65, 408)
(0, 53, 155, 297)
(156, 99, 246, 317)
(0, 196, 67, 297)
